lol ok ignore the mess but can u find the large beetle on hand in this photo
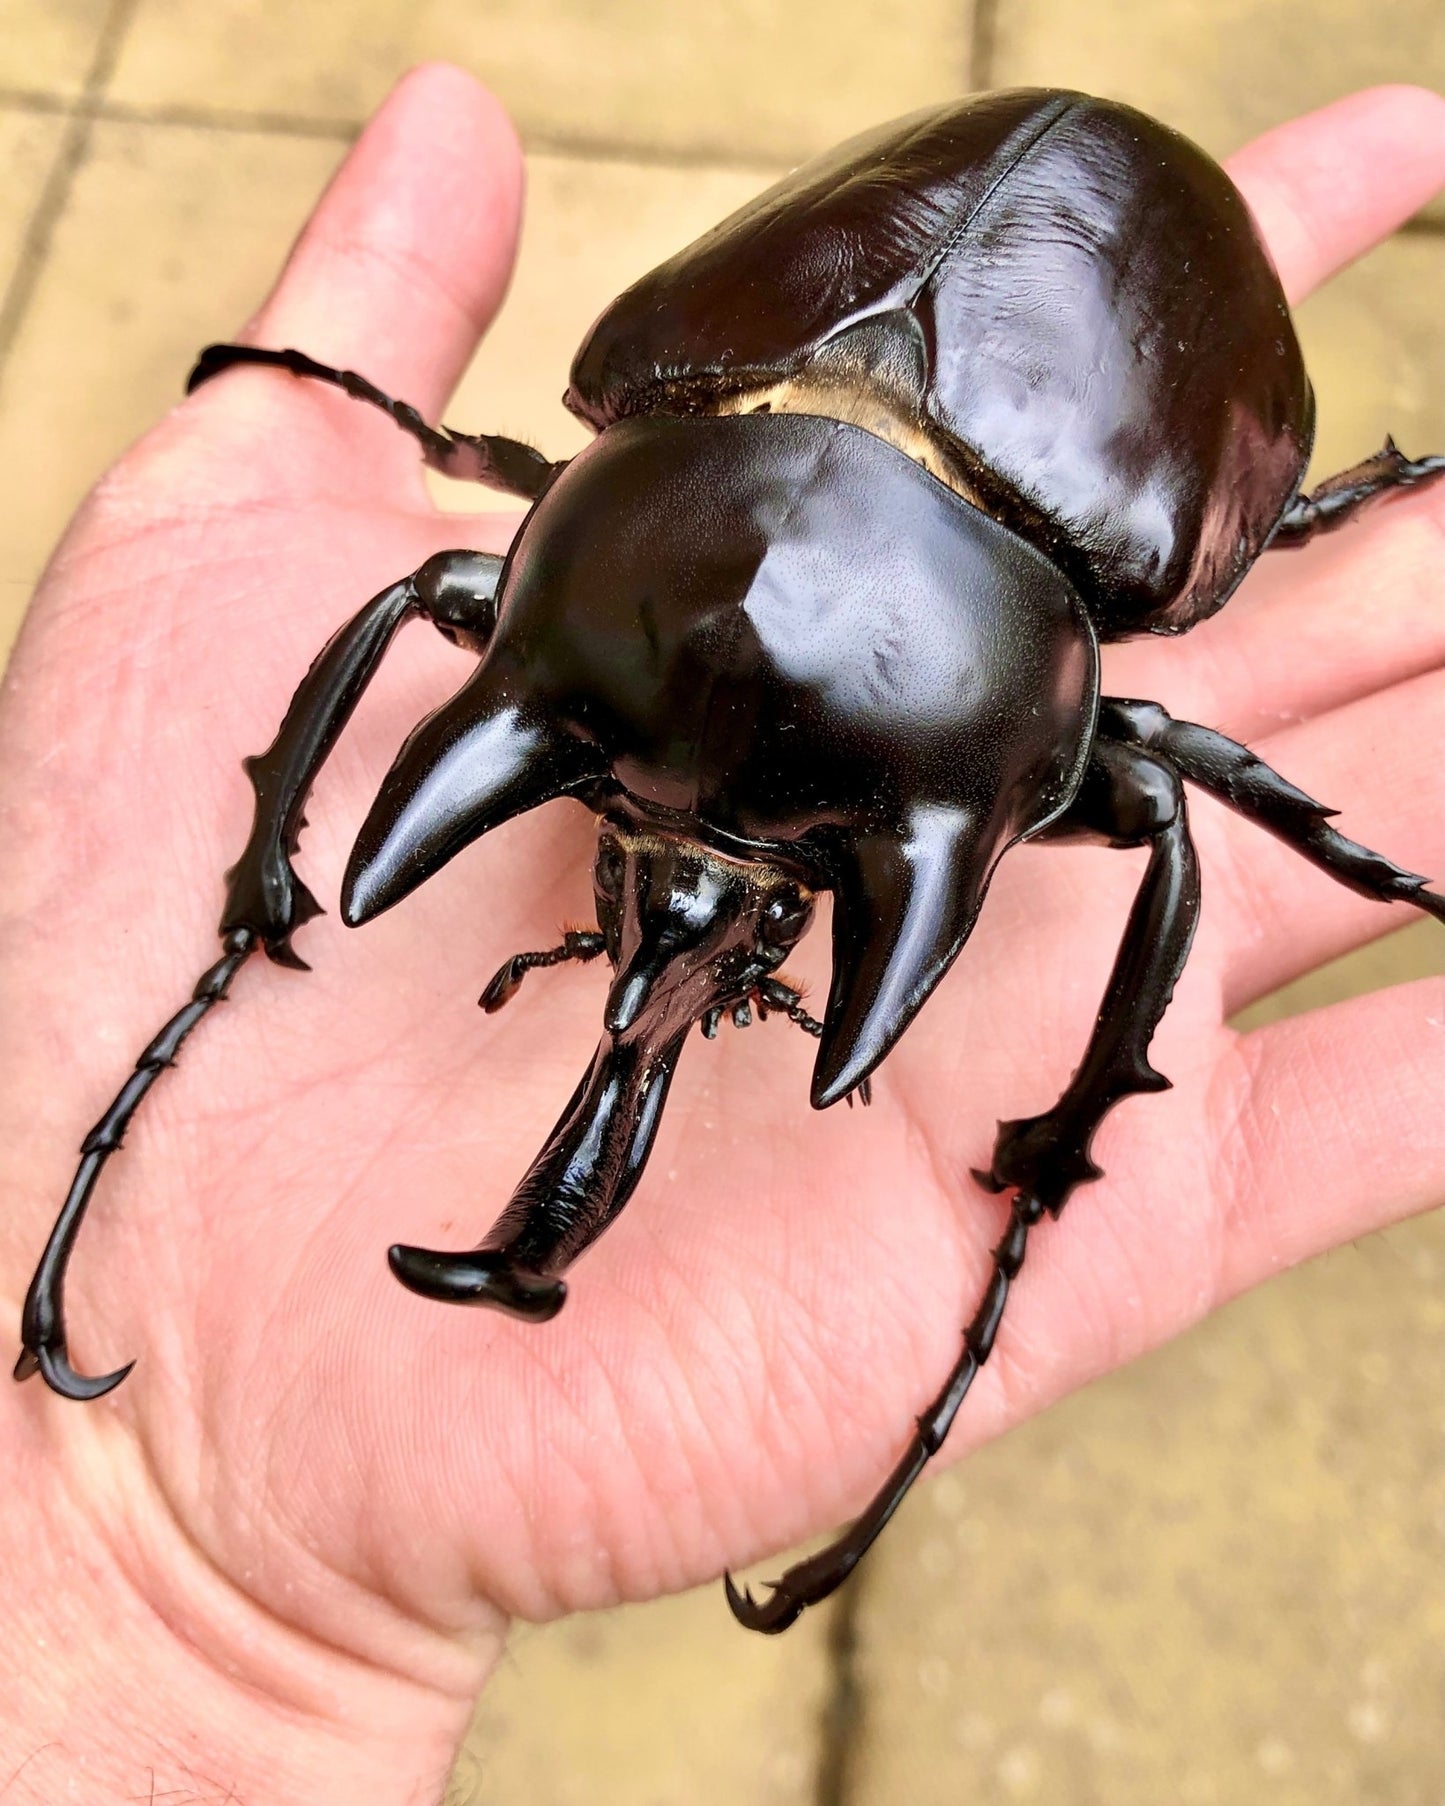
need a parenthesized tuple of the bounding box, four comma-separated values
(17, 89, 1443, 1633)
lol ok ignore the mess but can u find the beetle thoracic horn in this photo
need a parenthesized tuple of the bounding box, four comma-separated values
(812, 809, 990, 1109)
(341, 674, 604, 925)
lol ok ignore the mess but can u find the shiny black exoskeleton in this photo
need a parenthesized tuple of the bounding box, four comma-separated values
(16, 89, 1444, 1635)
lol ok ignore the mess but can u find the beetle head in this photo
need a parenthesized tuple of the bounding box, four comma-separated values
(592, 814, 814, 1044)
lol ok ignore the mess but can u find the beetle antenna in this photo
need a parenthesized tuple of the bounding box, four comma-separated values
(14, 929, 258, 1400)
(479, 929, 607, 1013)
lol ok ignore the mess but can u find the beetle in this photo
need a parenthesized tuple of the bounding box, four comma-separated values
(13, 86, 1443, 1636)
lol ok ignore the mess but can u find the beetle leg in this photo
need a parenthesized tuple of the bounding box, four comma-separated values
(1098, 698, 1445, 924)
(479, 930, 607, 1012)
(727, 741, 1197, 1633)
(14, 550, 505, 1401)
(1268, 437, 1444, 548)
(726, 1185, 1047, 1634)
(12, 931, 255, 1400)
(187, 343, 569, 500)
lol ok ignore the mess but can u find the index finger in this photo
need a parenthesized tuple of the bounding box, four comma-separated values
(1226, 85, 1445, 303)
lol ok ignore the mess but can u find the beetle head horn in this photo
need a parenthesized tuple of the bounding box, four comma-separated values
(812, 808, 991, 1109)
(341, 671, 605, 926)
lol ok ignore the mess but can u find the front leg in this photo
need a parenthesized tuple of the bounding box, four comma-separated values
(14, 548, 503, 1400)
(225, 549, 505, 964)
(981, 740, 1199, 1212)
(727, 736, 1199, 1633)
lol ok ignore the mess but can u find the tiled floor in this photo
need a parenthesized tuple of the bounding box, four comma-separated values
(1, 4, 1441, 1801)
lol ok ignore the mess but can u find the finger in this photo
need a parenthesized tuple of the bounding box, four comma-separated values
(231, 64, 523, 422)
(1190, 666, 1445, 1013)
(1212, 979, 1444, 1307)
(1103, 483, 1445, 743)
(1226, 85, 1445, 303)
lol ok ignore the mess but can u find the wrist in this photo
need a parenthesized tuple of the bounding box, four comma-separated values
(0, 1387, 504, 1805)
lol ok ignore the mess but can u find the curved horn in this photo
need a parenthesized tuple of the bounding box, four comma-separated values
(342, 672, 604, 925)
(812, 808, 990, 1109)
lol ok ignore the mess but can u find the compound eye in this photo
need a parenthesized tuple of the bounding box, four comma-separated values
(594, 835, 627, 905)
(758, 883, 810, 952)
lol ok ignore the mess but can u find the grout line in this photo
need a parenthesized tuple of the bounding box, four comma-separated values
(527, 126, 785, 174)
(0, 86, 79, 117)
(0, 89, 361, 142)
(968, 0, 1002, 89)
(0, 86, 787, 173)
(0, 0, 141, 379)
(813, 1583, 865, 1806)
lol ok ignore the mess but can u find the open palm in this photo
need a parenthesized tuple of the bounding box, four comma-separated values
(1, 63, 1441, 1704)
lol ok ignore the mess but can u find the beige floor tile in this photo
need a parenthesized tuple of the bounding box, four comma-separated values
(453, 1586, 836, 1804)
(107, 0, 972, 164)
(1294, 230, 1445, 483)
(0, 106, 68, 649)
(0, 120, 346, 650)
(0, 0, 113, 95)
(0, 126, 773, 655)
(0, 106, 66, 294)
(847, 1211, 1444, 1805)
(989, 0, 1445, 222)
(428, 151, 778, 509)
(1233, 919, 1443, 1030)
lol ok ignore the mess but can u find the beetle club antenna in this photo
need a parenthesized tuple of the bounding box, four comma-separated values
(14, 928, 258, 1400)
(478, 930, 608, 1011)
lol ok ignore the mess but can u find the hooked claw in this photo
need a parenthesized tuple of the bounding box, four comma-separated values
(13, 1339, 134, 1401)
(723, 1572, 806, 1636)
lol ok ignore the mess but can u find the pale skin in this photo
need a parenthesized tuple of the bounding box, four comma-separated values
(1, 64, 1442, 1803)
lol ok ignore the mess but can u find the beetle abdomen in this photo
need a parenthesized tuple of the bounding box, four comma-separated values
(567, 90, 1313, 640)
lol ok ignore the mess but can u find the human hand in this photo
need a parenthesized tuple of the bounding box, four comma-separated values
(1, 66, 1441, 1801)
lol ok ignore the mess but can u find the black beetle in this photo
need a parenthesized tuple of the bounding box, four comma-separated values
(15, 87, 1443, 1636)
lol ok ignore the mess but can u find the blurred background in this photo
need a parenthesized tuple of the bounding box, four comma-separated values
(1, 3, 1441, 1801)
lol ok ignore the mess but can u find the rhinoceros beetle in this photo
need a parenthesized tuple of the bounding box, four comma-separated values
(15, 88, 1444, 1635)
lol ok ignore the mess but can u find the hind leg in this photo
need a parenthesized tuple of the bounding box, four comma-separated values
(188, 343, 568, 499)
(1269, 439, 1443, 548)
